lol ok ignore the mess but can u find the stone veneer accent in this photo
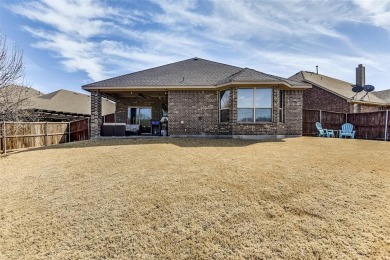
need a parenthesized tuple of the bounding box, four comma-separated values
(90, 91, 102, 138)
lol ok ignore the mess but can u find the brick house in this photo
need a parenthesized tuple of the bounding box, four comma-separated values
(0, 85, 115, 121)
(289, 65, 390, 113)
(82, 58, 310, 138)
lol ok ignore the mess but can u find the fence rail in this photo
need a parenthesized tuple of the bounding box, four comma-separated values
(303, 109, 390, 141)
(0, 119, 89, 154)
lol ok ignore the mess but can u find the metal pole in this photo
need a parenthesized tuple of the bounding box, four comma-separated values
(319, 110, 322, 123)
(68, 122, 71, 142)
(3, 122, 6, 155)
(346, 113, 348, 123)
(385, 110, 389, 142)
(45, 122, 48, 146)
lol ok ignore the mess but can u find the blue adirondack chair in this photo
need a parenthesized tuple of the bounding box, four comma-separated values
(339, 123, 356, 139)
(315, 122, 334, 137)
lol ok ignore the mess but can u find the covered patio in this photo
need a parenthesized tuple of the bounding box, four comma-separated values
(90, 90, 168, 137)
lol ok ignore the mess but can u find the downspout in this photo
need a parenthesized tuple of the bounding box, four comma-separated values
(319, 110, 322, 123)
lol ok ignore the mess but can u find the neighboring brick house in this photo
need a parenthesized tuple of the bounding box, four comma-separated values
(26, 89, 115, 121)
(82, 58, 311, 138)
(374, 89, 390, 104)
(0, 85, 115, 121)
(289, 65, 390, 113)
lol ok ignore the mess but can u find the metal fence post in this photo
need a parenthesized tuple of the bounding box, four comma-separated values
(345, 113, 348, 123)
(319, 110, 322, 123)
(2, 122, 6, 155)
(385, 110, 389, 141)
(68, 122, 71, 142)
(45, 122, 48, 146)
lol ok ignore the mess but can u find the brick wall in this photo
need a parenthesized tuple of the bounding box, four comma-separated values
(303, 85, 384, 113)
(229, 87, 303, 136)
(359, 104, 386, 113)
(168, 87, 304, 136)
(168, 90, 219, 135)
(90, 91, 102, 138)
(283, 90, 304, 135)
(96, 88, 304, 137)
(115, 96, 168, 123)
(303, 85, 350, 112)
(230, 87, 278, 135)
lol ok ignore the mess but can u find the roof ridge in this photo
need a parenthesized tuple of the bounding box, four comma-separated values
(302, 71, 353, 85)
(247, 68, 307, 85)
(193, 57, 243, 70)
(38, 90, 61, 99)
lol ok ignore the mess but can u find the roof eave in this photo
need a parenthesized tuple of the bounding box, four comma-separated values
(82, 81, 311, 92)
(82, 85, 217, 92)
(216, 81, 311, 89)
(348, 100, 388, 106)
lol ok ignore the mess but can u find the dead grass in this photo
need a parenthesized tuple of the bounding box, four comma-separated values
(1, 137, 389, 259)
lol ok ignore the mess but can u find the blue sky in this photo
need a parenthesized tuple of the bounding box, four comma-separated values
(0, 0, 389, 94)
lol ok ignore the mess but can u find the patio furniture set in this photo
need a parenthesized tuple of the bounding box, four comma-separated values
(315, 122, 356, 139)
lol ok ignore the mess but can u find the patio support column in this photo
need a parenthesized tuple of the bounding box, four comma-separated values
(90, 91, 102, 138)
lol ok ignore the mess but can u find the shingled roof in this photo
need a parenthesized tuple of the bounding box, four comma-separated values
(82, 58, 309, 90)
(373, 89, 390, 103)
(289, 71, 387, 105)
(26, 89, 115, 116)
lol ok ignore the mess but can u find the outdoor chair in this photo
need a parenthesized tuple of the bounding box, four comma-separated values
(315, 122, 334, 137)
(339, 123, 356, 139)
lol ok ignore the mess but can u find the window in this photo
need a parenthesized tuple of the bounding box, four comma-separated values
(219, 89, 231, 122)
(127, 107, 152, 125)
(279, 90, 286, 123)
(237, 88, 272, 122)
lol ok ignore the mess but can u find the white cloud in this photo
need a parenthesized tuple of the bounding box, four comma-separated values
(352, 0, 390, 30)
(8, 0, 390, 90)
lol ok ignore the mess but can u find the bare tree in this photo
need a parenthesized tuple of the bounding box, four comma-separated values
(0, 34, 37, 122)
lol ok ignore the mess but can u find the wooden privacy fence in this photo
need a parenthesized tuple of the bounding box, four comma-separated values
(0, 118, 89, 154)
(303, 109, 389, 141)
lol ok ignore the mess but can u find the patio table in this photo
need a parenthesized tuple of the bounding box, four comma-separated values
(326, 129, 337, 138)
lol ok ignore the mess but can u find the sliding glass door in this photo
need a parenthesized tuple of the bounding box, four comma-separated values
(128, 107, 152, 134)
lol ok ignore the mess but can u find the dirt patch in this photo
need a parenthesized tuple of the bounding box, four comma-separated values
(1, 137, 389, 259)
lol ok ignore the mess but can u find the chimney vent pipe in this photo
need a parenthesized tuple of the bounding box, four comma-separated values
(356, 64, 365, 87)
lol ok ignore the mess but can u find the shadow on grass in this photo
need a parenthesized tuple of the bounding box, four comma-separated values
(4, 136, 286, 156)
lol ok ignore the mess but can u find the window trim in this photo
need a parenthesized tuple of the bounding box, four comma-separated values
(219, 89, 231, 123)
(279, 90, 286, 123)
(237, 88, 273, 123)
(127, 106, 152, 125)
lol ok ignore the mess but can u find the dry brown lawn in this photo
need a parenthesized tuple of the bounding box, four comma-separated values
(0, 137, 389, 259)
